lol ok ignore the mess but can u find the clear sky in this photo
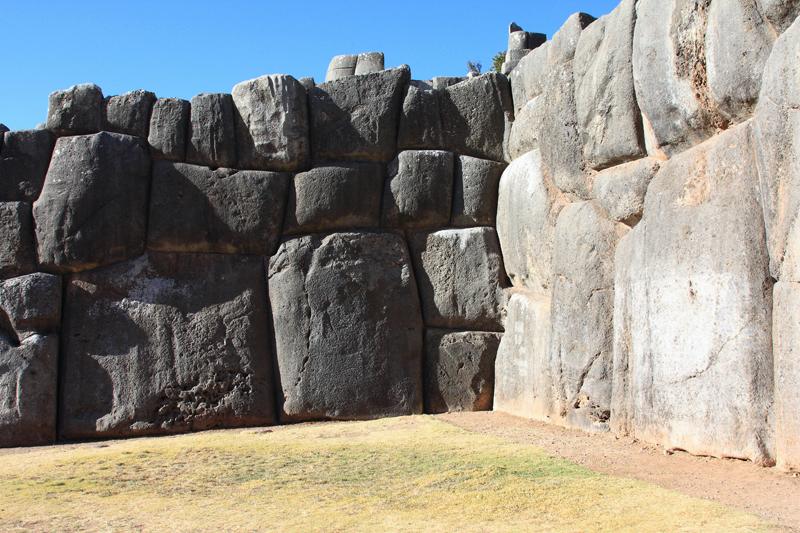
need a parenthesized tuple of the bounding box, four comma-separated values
(0, 0, 620, 131)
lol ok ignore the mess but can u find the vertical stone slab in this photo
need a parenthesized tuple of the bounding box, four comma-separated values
(187, 93, 237, 168)
(397, 81, 444, 151)
(382, 150, 454, 229)
(549, 201, 628, 432)
(232, 74, 309, 171)
(60, 253, 275, 440)
(424, 329, 500, 413)
(772, 282, 800, 470)
(574, 0, 645, 170)
(148, 98, 190, 161)
(268, 232, 423, 422)
(610, 124, 774, 464)
(0, 202, 36, 279)
(452, 155, 505, 227)
(494, 290, 555, 420)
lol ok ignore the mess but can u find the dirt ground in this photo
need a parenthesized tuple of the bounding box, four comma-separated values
(440, 411, 800, 531)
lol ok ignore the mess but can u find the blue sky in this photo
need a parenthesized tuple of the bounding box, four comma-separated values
(0, 1, 619, 130)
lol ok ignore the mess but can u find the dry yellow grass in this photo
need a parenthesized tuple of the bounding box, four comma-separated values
(0, 416, 774, 532)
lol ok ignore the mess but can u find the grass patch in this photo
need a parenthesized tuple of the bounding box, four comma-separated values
(0, 416, 773, 532)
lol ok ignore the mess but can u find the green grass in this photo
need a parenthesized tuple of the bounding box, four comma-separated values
(0, 416, 774, 532)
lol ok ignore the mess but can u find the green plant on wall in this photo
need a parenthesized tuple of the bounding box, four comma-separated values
(492, 51, 505, 72)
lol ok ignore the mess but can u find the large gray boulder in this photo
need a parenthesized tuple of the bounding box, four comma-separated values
(148, 98, 190, 161)
(753, 18, 800, 281)
(310, 66, 410, 162)
(439, 73, 513, 162)
(574, 0, 645, 170)
(424, 329, 500, 413)
(0, 273, 62, 341)
(773, 282, 800, 470)
(0, 334, 59, 447)
(46, 83, 104, 135)
(0, 129, 55, 202)
(232, 75, 309, 171)
(60, 252, 275, 440)
(268, 232, 423, 422)
(397, 80, 444, 150)
(452, 155, 505, 227)
(382, 150, 454, 229)
(591, 157, 660, 225)
(0, 272, 61, 447)
(0, 202, 36, 279)
(706, 0, 775, 123)
(283, 162, 383, 234)
(610, 123, 774, 464)
(496, 150, 569, 293)
(632, 0, 726, 155)
(148, 161, 289, 255)
(409, 227, 507, 331)
(549, 201, 628, 432)
(187, 93, 236, 168)
(493, 290, 555, 420)
(33, 132, 151, 273)
(104, 90, 157, 138)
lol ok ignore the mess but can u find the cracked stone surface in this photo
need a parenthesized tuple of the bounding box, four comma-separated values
(60, 252, 275, 440)
(610, 123, 774, 464)
(268, 232, 423, 422)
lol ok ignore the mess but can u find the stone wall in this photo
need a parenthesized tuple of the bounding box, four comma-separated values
(2, 0, 800, 472)
(0, 59, 511, 445)
(496, 0, 800, 471)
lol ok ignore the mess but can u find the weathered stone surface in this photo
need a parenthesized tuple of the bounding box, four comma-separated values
(298, 77, 316, 91)
(354, 52, 385, 75)
(397, 81, 444, 150)
(632, 0, 726, 155)
(284, 162, 383, 234)
(409, 227, 507, 331)
(148, 98, 189, 161)
(0, 334, 59, 447)
(496, 150, 569, 293)
(431, 77, 465, 90)
(382, 150, 453, 229)
(424, 329, 500, 413)
(0, 130, 55, 202)
(104, 90, 156, 138)
(574, 0, 645, 170)
(773, 281, 800, 470)
(46, 83, 104, 135)
(549, 201, 628, 432)
(757, 0, 800, 34)
(232, 75, 309, 172)
(0, 273, 61, 342)
(60, 253, 274, 439)
(325, 54, 357, 81)
(501, 49, 530, 75)
(452, 155, 504, 227)
(148, 161, 289, 255)
(753, 17, 800, 281)
(187, 93, 236, 168)
(507, 97, 544, 162)
(592, 157, 660, 225)
(610, 124, 774, 463)
(706, 0, 775, 122)
(440, 73, 513, 162)
(268, 232, 423, 422)
(33, 132, 151, 273)
(310, 66, 410, 162)
(0, 202, 36, 279)
(493, 290, 554, 420)
(508, 13, 594, 113)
